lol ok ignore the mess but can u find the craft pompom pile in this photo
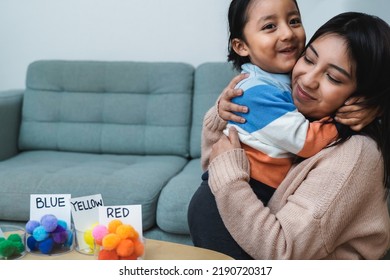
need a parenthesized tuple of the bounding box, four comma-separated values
(84, 219, 144, 260)
(0, 232, 25, 259)
(25, 214, 73, 254)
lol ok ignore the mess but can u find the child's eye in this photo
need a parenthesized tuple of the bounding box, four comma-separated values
(290, 17, 302, 26)
(262, 23, 276, 31)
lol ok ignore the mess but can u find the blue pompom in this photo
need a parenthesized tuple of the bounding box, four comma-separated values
(27, 236, 38, 251)
(39, 237, 54, 254)
(65, 229, 73, 247)
(32, 225, 49, 242)
(40, 214, 58, 232)
(57, 220, 68, 230)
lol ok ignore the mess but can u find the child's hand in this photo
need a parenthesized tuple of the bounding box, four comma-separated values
(335, 97, 381, 131)
(217, 74, 249, 123)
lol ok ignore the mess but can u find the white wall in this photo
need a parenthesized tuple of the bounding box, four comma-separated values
(0, 0, 389, 91)
(299, 0, 390, 40)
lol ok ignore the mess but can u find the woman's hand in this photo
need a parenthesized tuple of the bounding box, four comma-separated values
(210, 127, 241, 162)
(217, 73, 249, 123)
(335, 97, 381, 131)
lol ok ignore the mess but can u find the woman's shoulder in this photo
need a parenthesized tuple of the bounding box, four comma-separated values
(276, 135, 383, 214)
(309, 135, 384, 214)
(332, 135, 381, 162)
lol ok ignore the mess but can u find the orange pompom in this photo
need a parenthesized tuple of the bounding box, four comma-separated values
(98, 249, 119, 260)
(102, 233, 121, 250)
(133, 239, 145, 257)
(108, 219, 122, 234)
(116, 239, 134, 257)
(116, 224, 139, 240)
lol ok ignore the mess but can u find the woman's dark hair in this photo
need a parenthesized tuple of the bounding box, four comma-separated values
(227, 0, 300, 71)
(307, 12, 390, 191)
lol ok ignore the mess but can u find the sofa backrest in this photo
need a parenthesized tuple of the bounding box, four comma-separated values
(19, 60, 194, 156)
(190, 62, 238, 158)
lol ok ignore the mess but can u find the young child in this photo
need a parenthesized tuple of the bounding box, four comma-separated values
(223, 0, 338, 203)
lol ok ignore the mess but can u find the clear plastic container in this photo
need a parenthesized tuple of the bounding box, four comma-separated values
(75, 229, 99, 255)
(26, 225, 74, 256)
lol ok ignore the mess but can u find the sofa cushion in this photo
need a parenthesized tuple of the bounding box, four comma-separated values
(0, 90, 23, 160)
(156, 159, 203, 234)
(19, 60, 194, 157)
(0, 150, 188, 230)
(189, 62, 238, 158)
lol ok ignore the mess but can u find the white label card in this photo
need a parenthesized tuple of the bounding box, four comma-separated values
(70, 194, 104, 232)
(30, 194, 72, 227)
(99, 204, 143, 239)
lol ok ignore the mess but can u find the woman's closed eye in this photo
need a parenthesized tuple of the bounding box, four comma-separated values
(326, 74, 342, 84)
(303, 55, 314, 65)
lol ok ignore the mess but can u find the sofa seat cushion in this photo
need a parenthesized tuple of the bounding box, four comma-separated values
(0, 150, 188, 229)
(156, 159, 203, 234)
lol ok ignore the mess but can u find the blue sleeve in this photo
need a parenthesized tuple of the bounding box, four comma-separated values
(228, 84, 296, 133)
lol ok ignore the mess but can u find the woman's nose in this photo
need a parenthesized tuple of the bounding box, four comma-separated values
(301, 69, 320, 89)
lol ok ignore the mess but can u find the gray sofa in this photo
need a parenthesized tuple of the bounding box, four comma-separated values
(0, 60, 237, 245)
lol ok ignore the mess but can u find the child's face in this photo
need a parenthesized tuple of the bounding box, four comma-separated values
(233, 0, 306, 73)
(291, 34, 357, 119)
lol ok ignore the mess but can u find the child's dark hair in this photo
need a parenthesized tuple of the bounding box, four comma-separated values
(227, 0, 300, 71)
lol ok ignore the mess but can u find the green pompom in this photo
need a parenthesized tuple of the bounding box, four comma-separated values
(13, 241, 25, 254)
(0, 240, 17, 258)
(7, 233, 22, 243)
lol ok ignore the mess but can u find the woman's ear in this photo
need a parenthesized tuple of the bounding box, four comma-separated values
(231, 38, 249, 57)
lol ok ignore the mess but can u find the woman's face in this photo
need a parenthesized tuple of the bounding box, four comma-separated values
(291, 34, 357, 119)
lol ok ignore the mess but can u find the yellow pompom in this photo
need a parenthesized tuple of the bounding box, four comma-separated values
(83, 229, 95, 249)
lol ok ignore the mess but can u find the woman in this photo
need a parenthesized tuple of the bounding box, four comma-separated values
(188, 12, 390, 259)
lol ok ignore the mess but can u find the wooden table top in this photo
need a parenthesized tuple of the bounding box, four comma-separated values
(21, 238, 234, 260)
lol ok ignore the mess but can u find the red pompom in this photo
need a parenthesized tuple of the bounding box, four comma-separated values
(116, 239, 134, 257)
(98, 249, 119, 260)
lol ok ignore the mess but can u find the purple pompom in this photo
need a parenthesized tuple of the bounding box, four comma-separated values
(52, 225, 68, 244)
(25, 220, 40, 234)
(40, 214, 58, 232)
(57, 220, 68, 230)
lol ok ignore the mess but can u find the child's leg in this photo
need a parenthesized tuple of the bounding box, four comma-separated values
(248, 177, 276, 206)
(187, 171, 254, 260)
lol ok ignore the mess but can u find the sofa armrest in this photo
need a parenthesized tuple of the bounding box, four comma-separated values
(0, 90, 24, 160)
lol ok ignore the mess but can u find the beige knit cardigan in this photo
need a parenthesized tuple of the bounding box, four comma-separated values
(201, 105, 390, 259)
